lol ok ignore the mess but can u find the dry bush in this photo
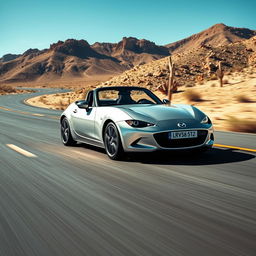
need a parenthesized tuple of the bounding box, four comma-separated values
(185, 83, 195, 88)
(236, 94, 253, 103)
(227, 117, 256, 133)
(56, 99, 68, 110)
(233, 67, 243, 72)
(209, 73, 218, 80)
(39, 96, 48, 104)
(184, 89, 203, 102)
(0, 84, 17, 94)
(211, 83, 217, 87)
(195, 75, 204, 85)
(75, 88, 88, 100)
(223, 79, 229, 84)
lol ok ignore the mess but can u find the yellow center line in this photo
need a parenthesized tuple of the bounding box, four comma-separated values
(214, 144, 256, 153)
(6, 144, 37, 158)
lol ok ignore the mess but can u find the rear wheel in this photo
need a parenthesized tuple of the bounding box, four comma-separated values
(104, 122, 124, 160)
(61, 117, 76, 146)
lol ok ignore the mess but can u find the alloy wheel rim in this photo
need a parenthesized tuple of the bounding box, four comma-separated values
(61, 120, 69, 143)
(105, 125, 118, 156)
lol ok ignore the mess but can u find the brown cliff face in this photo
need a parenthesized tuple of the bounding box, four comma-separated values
(92, 37, 170, 56)
(91, 37, 170, 67)
(50, 39, 108, 59)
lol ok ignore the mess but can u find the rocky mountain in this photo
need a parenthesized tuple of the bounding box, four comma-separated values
(1, 24, 255, 85)
(101, 35, 256, 90)
(166, 23, 256, 53)
(92, 37, 170, 68)
(0, 38, 170, 84)
(93, 37, 169, 56)
(0, 54, 21, 62)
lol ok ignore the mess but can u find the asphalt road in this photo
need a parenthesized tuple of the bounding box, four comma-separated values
(0, 89, 255, 256)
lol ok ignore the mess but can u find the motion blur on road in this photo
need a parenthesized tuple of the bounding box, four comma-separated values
(0, 89, 256, 256)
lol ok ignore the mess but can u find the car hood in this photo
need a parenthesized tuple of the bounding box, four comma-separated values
(119, 104, 204, 122)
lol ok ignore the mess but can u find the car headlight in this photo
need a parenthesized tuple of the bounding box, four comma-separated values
(125, 120, 155, 128)
(201, 116, 212, 124)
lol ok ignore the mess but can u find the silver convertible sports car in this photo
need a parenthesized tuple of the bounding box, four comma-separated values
(60, 86, 214, 160)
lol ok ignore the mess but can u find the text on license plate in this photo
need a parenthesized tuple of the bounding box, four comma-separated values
(169, 131, 198, 139)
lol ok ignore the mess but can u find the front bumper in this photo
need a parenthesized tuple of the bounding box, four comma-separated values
(117, 121, 214, 152)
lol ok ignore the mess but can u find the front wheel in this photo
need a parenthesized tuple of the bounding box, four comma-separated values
(104, 122, 124, 160)
(61, 117, 76, 146)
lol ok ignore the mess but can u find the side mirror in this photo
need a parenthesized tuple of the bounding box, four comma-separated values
(76, 100, 90, 111)
(163, 99, 170, 104)
(79, 103, 89, 110)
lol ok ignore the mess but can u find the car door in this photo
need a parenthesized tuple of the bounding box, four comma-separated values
(71, 91, 97, 140)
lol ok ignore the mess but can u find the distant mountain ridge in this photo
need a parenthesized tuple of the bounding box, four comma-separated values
(0, 54, 21, 62)
(92, 37, 169, 56)
(0, 37, 170, 83)
(0, 23, 255, 84)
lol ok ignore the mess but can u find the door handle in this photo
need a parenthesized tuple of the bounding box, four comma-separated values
(73, 109, 77, 113)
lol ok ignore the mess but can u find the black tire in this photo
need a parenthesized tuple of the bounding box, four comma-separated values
(61, 117, 76, 146)
(104, 122, 124, 160)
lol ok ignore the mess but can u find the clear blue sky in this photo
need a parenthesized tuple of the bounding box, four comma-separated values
(0, 0, 255, 56)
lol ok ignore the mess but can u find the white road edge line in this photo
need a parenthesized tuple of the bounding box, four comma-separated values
(6, 144, 37, 158)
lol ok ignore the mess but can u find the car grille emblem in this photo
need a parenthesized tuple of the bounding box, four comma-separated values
(177, 122, 186, 128)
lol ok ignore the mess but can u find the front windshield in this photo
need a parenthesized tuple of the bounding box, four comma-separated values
(97, 87, 162, 106)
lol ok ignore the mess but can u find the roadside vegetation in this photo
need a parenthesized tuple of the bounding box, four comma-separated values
(184, 89, 203, 102)
(35, 88, 89, 110)
(0, 84, 17, 94)
(226, 116, 256, 133)
(0, 84, 34, 95)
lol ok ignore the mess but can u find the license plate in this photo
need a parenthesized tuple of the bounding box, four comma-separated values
(169, 130, 198, 139)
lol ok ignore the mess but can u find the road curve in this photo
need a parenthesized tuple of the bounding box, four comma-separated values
(0, 89, 255, 256)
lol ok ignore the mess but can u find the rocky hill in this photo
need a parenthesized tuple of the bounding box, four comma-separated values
(100, 35, 256, 89)
(92, 37, 170, 66)
(0, 54, 21, 63)
(1, 23, 255, 85)
(166, 23, 256, 54)
(0, 38, 169, 84)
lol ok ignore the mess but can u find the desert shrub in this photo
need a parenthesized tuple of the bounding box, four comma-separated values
(185, 83, 195, 88)
(0, 84, 17, 93)
(233, 67, 243, 72)
(39, 96, 48, 104)
(209, 73, 218, 80)
(57, 99, 68, 110)
(195, 75, 204, 85)
(227, 117, 256, 133)
(236, 95, 253, 103)
(211, 83, 217, 87)
(184, 89, 202, 102)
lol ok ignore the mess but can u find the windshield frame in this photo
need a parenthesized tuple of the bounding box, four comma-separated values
(95, 86, 163, 107)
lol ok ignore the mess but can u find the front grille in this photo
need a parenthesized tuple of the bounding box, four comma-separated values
(153, 130, 208, 148)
